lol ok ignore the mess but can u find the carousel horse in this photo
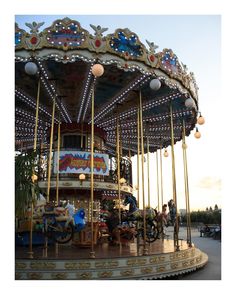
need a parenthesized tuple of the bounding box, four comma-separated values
(104, 208, 136, 245)
(123, 195, 162, 242)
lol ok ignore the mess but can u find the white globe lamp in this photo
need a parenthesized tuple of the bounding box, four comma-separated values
(150, 78, 161, 91)
(25, 62, 38, 75)
(185, 98, 194, 108)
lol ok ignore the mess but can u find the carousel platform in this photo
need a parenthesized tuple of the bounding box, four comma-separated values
(15, 238, 208, 280)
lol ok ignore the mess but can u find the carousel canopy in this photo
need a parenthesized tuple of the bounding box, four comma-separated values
(15, 17, 199, 155)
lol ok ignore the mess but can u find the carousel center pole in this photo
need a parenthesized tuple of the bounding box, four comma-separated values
(170, 103, 180, 251)
(139, 90, 148, 255)
(29, 78, 41, 259)
(47, 97, 56, 202)
(182, 120, 192, 247)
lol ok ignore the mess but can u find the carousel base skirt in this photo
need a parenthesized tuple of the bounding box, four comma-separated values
(15, 238, 208, 280)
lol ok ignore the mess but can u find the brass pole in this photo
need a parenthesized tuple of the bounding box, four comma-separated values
(90, 86, 95, 258)
(170, 104, 179, 251)
(119, 123, 123, 159)
(146, 134, 150, 208)
(116, 117, 121, 226)
(128, 131, 131, 160)
(139, 90, 147, 255)
(29, 78, 41, 259)
(137, 106, 140, 208)
(182, 120, 192, 246)
(81, 122, 84, 149)
(156, 150, 160, 212)
(55, 120, 60, 257)
(47, 98, 56, 202)
(33, 79, 40, 151)
(56, 121, 61, 205)
(159, 144, 164, 208)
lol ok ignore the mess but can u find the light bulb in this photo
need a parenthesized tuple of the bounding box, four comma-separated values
(149, 78, 161, 91)
(182, 143, 188, 149)
(91, 64, 104, 77)
(185, 98, 194, 108)
(197, 115, 205, 125)
(25, 62, 38, 75)
(194, 128, 201, 139)
(164, 149, 169, 157)
(31, 174, 38, 182)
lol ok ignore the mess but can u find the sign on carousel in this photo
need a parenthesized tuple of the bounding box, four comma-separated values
(53, 151, 109, 176)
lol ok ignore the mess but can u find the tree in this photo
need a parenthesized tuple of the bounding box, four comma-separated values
(15, 150, 40, 218)
(214, 204, 219, 211)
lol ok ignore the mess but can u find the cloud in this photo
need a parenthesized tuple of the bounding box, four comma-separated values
(196, 176, 221, 190)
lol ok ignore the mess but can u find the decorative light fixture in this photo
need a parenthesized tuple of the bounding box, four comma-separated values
(79, 173, 86, 185)
(197, 113, 205, 125)
(194, 127, 201, 139)
(163, 149, 169, 157)
(25, 62, 38, 75)
(185, 97, 194, 108)
(182, 143, 188, 149)
(91, 63, 104, 77)
(150, 78, 161, 91)
(31, 174, 38, 183)
(119, 177, 126, 185)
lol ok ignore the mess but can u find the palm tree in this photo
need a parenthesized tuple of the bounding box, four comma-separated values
(15, 150, 40, 218)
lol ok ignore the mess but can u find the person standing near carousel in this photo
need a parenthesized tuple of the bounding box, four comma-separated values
(161, 204, 168, 225)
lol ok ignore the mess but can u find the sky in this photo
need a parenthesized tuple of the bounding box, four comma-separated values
(1, 1, 235, 291)
(15, 14, 221, 211)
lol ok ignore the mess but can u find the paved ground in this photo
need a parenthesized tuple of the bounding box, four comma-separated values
(165, 226, 221, 280)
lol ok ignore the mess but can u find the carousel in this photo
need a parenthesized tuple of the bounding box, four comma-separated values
(15, 17, 208, 280)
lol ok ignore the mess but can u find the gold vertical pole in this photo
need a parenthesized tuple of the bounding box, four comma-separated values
(137, 106, 140, 208)
(182, 120, 192, 246)
(90, 86, 95, 258)
(47, 98, 56, 202)
(116, 117, 121, 226)
(147, 134, 150, 208)
(81, 122, 84, 149)
(119, 124, 123, 159)
(56, 121, 61, 205)
(28, 78, 41, 259)
(156, 150, 160, 212)
(170, 104, 179, 251)
(139, 90, 148, 255)
(159, 143, 164, 208)
(33, 79, 41, 151)
(128, 138, 131, 160)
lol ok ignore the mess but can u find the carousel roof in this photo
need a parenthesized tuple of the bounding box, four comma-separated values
(15, 17, 199, 155)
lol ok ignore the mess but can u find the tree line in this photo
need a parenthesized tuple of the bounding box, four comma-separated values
(181, 205, 221, 225)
